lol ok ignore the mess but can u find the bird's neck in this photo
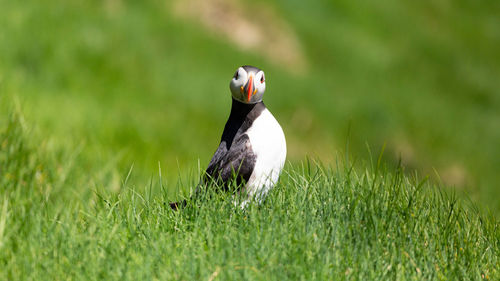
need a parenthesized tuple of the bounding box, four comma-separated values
(229, 98, 264, 119)
(220, 99, 266, 147)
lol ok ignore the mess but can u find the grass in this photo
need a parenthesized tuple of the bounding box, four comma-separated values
(1, 103, 499, 280)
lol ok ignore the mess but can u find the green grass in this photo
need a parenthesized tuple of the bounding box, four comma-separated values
(1, 102, 499, 280)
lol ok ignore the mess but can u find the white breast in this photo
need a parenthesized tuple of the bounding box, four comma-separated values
(243, 108, 287, 204)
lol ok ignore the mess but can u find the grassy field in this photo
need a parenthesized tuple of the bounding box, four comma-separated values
(1, 109, 499, 280)
(1, 0, 500, 279)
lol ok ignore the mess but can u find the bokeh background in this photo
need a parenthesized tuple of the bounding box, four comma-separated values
(1, 0, 499, 211)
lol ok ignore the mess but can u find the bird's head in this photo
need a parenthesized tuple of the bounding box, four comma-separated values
(229, 65, 266, 104)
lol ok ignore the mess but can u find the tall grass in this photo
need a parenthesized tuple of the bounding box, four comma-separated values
(1, 106, 498, 280)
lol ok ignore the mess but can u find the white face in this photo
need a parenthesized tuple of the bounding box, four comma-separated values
(229, 66, 266, 104)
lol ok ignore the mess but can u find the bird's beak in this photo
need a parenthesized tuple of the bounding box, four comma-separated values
(244, 74, 257, 102)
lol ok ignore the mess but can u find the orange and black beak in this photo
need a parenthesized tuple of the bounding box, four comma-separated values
(240, 74, 257, 102)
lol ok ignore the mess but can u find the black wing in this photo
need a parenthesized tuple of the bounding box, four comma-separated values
(204, 134, 256, 189)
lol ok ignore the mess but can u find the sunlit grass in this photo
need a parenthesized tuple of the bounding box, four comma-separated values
(1, 107, 498, 280)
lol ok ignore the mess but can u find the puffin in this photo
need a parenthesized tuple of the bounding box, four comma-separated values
(170, 65, 286, 209)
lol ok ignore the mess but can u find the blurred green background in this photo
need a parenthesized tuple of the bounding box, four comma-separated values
(1, 0, 499, 211)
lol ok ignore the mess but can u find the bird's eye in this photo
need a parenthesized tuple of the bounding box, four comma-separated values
(260, 75, 265, 83)
(234, 71, 239, 79)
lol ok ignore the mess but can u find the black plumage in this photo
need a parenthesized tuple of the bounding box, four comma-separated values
(204, 99, 265, 188)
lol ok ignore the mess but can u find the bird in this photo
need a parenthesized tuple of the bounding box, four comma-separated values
(170, 65, 286, 209)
